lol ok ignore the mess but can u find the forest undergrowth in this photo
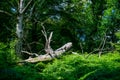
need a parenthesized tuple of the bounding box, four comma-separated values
(0, 46, 120, 80)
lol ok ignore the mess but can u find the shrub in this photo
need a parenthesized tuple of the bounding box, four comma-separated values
(41, 53, 120, 80)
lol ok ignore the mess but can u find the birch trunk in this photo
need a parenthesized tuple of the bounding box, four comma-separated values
(16, 0, 24, 55)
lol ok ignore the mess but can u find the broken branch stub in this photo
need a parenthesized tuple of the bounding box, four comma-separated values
(41, 25, 54, 56)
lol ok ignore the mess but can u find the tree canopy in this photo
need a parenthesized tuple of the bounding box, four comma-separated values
(1, 0, 120, 53)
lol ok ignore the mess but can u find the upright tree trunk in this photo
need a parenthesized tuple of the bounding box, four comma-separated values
(15, 0, 36, 55)
(16, 0, 24, 55)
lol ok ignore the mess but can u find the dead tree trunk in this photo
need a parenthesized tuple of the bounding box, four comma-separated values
(22, 42, 72, 63)
(21, 25, 72, 63)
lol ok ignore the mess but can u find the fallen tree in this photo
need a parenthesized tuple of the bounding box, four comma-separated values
(21, 25, 72, 63)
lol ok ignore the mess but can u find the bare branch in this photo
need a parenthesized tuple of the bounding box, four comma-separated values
(23, 42, 72, 63)
(80, 43, 84, 54)
(21, 25, 72, 63)
(41, 30, 47, 41)
(21, 51, 39, 57)
(48, 32, 53, 43)
(21, 0, 33, 14)
(41, 23, 48, 41)
(98, 33, 107, 58)
(0, 10, 12, 16)
(85, 48, 110, 59)
(29, 3, 35, 18)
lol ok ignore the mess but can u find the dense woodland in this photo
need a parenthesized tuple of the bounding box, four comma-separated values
(0, 0, 120, 80)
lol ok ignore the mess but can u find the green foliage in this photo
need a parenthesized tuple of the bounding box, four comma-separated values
(1, 0, 120, 52)
(0, 65, 43, 80)
(0, 50, 120, 80)
(0, 41, 20, 79)
(12, 65, 42, 80)
(0, 43, 8, 68)
(1, 0, 120, 79)
(0, 41, 18, 69)
(41, 53, 120, 80)
(115, 31, 120, 39)
(35, 62, 46, 72)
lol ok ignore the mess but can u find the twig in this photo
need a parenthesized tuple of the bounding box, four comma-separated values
(48, 32, 53, 44)
(80, 43, 84, 54)
(85, 48, 110, 59)
(41, 24, 47, 41)
(98, 33, 107, 58)
(21, 0, 33, 14)
(0, 10, 12, 16)
(98, 28, 108, 58)
(21, 51, 39, 57)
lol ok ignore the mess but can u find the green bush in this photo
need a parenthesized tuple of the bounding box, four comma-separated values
(41, 53, 120, 80)
(35, 62, 46, 72)
(0, 65, 44, 80)
(0, 41, 18, 68)
(0, 41, 20, 80)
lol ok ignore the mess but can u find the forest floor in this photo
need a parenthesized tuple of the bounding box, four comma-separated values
(0, 52, 120, 80)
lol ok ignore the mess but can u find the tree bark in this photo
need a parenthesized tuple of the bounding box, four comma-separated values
(22, 42, 72, 63)
(21, 25, 72, 63)
(16, 0, 24, 55)
(16, 0, 33, 55)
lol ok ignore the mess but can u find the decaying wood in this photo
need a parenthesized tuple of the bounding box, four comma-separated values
(21, 51, 39, 57)
(23, 42, 72, 63)
(22, 25, 72, 63)
(41, 25, 54, 57)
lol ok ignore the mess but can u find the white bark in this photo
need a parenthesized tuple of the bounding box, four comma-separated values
(16, 0, 24, 38)
(23, 42, 72, 63)
(16, 0, 33, 54)
(21, 26, 72, 63)
(16, 0, 24, 54)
